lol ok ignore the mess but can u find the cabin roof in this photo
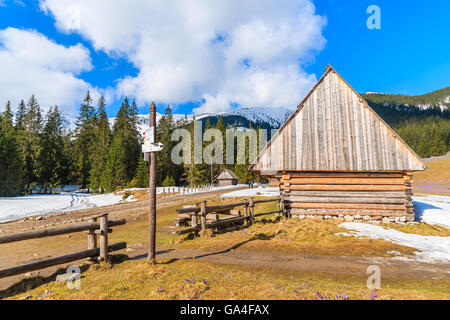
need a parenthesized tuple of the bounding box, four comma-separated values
(217, 169, 239, 180)
(250, 65, 427, 175)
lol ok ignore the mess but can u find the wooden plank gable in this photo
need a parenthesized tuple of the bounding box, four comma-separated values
(250, 66, 427, 174)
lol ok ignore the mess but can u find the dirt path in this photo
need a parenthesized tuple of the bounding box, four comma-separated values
(0, 188, 247, 291)
(0, 188, 246, 235)
(122, 246, 450, 281)
(1, 186, 450, 294)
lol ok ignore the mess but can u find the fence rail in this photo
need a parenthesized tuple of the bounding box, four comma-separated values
(0, 213, 126, 279)
(159, 184, 217, 198)
(174, 197, 284, 235)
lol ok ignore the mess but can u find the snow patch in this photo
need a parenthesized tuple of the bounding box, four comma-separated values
(0, 192, 133, 223)
(220, 186, 280, 198)
(413, 195, 450, 228)
(338, 222, 450, 263)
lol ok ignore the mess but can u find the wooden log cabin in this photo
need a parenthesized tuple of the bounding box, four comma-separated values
(250, 65, 428, 222)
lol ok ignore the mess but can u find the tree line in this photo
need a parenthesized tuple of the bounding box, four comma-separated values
(0, 92, 142, 196)
(0, 92, 265, 196)
(366, 101, 450, 158)
(1, 91, 449, 196)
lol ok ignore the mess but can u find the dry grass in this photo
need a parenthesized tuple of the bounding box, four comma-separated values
(3, 193, 450, 300)
(414, 157, 450, 196)
(381, 221, 450, 237)
(4, 258, 450, 300)
(175, 216, 417, 258)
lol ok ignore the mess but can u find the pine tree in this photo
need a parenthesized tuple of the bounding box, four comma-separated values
(215, 116, 226, 173)
(162, 175, 175, 187)
(101, 97, 140, 191)
(417, 128, 431, 157)
(15, 100, 26, 129)
(183, 117, 208, 186)
(74, 91, 96, 189)
(101, 135, 127, 192)
(133, 156, 149, 188)
(429, 123, 447, 156)
(18, 95, 42, 193)
(0, 101, 23, 195)
(37, 106, 66, 193)
(89, 95, 111, 193)
(157, 105, 179, 185)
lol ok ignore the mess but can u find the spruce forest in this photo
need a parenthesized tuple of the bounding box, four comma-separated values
(0, 91, 449, 197)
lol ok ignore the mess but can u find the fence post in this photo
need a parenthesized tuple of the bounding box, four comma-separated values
(248, 198, 254, 225)
(87, 217, 98, 263)
(99, 214, 108, 263)
(191, 203, 198, 233)
(276, 198, 281, 217)
(200, 201, 207, 236)
(243, 199, 249, 226)
(280, 194, 287, 218)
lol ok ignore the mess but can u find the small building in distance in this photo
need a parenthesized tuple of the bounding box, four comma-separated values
(217, 169, 239, 186)
(250, 65, 427, 222)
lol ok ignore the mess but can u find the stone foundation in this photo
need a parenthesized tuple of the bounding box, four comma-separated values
(290, 213, 415, 224)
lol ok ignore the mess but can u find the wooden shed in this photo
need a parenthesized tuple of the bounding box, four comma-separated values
(250, 65, 427, 222)
(217, 169, 239, 186)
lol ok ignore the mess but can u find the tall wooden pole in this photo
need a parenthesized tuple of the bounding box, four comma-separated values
(148, 102, 157, 264)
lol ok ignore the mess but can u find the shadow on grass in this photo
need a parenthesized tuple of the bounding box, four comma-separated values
(0, 253, 130, 300)
(153, 232, 277, 266)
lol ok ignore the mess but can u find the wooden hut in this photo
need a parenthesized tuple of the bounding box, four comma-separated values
(250, 66, 427, 222)
(217, 169, 239, 186)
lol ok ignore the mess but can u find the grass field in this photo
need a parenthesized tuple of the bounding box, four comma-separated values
(4, 258, 450, 300)
(1, 188, 449, 300)
(414, 156, 450, 196)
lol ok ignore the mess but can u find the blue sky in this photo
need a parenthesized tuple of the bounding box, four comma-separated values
(0, 0, 449, 117)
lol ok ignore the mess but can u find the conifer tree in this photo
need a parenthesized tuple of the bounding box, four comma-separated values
(101, 97, 140, 191)
(15, 100, 26, 129)
(429, 123, 447, 156)
(74, 91, 95, 189)
(157, 105, 178, 184)
(0, 101, 23, 196)
(183, 117, 208, 186)
(215, 116, 226, 173)
(133, 156, 149, 188)
(19, 95, 42, 193)
(89, 95, 111, 193)
(101, 136, 127, 192)
(162, 175, 175, 187)
(37, 106, 66, 193)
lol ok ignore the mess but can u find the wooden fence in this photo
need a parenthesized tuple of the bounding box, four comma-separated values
(174, 197, 283, 235)
(0, 213, 126, 279)
(159, 184, 217, 198)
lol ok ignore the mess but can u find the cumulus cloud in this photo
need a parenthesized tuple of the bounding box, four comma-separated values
(0, 27, 99, 114)
(40, 0, 326, 113)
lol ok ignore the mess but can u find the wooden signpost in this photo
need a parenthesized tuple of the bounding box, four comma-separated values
(144, 102, 164, 264)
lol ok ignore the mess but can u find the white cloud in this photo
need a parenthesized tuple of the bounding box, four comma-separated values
(0, 27, 100, 114)
(41, 0, 326, 113)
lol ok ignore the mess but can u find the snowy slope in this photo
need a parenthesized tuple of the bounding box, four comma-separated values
(0, 192, 134, 223)
(106, 106, 294, 136)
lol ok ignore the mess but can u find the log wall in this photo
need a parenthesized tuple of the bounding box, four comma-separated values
(281, 171, 414, 222)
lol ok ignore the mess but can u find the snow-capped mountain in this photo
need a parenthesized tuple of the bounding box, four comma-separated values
(362, 87, 450, 112)
(108, 106, 294, 135)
